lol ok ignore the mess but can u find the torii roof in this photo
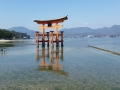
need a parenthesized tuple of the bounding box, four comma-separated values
(34, 15, 68, 24)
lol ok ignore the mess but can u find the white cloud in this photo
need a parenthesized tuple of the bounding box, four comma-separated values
(83, 23, 88, 26)
(80, 23, 88, 27)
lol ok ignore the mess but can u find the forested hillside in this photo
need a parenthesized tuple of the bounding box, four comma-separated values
(0, 29, 30, 39)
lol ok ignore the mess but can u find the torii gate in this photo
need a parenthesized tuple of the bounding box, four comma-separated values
(34, 16, 68, 47)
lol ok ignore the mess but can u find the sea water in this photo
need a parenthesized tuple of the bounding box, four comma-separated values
(0, 38, 120, 90)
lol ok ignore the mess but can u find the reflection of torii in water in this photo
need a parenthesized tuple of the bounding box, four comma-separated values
(36, 47, 67, 76)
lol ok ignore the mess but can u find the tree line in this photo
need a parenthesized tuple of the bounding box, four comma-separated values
(0, 29, 30, 39)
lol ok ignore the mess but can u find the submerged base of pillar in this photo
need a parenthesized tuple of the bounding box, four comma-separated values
(36, 43, 39, 48)
(51, 44, 54, 47)
(47, 43, 49, 47)
(56, 44, 59, 47)
(61, 44, 64, 47)
(41, 44, 45, 47)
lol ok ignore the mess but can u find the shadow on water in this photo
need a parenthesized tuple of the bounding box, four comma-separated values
(0, 43, 15, 47)
(36, 46, 68, 76)
(0, 40, 37, 48)
(88, 45, 120, 56)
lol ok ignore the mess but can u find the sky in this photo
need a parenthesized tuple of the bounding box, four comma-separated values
(0, 0, 120, 31)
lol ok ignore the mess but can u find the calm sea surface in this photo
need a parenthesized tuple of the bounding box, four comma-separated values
(0, 38, 120, 90)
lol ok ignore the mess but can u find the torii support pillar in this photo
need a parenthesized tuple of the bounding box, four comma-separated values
(56, 23, 59, 47)
(60, 31, 64, 47)
(41, 24, 45, 47)
(50, 31, 54, 47)
(46, 32, 49, 47)
(36, 31, 39, 48)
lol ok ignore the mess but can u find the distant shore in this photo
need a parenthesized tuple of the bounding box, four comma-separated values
(0, 39, 33, 43)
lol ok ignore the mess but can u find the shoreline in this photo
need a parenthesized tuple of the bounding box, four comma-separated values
(0, 39, 33, 43)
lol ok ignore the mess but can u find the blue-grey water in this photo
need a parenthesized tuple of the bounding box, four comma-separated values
(0, 38, 120, 90)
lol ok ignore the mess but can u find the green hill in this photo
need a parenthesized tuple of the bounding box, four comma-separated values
(0, 29, 30, 39)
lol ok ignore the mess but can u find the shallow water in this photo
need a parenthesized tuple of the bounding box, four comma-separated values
(0, 38, 120, 90)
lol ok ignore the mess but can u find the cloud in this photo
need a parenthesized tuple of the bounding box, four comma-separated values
(80, 23, 88, 27)
(83, 23, 88, 26)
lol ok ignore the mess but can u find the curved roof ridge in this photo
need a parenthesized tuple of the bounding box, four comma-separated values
(34, 15, 68, 24)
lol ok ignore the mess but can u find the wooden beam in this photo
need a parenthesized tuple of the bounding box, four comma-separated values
(38, 34, 48, 36)
(38, 25, 63, 29)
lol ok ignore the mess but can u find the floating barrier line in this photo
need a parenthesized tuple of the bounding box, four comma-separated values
(88, 45, 120, 56)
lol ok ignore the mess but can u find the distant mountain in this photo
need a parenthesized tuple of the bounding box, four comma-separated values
(8, 26, 36, 37)
(60, 27, 93, 36)
(8, 25, 120, 37)
(60, 25, 120, 37)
